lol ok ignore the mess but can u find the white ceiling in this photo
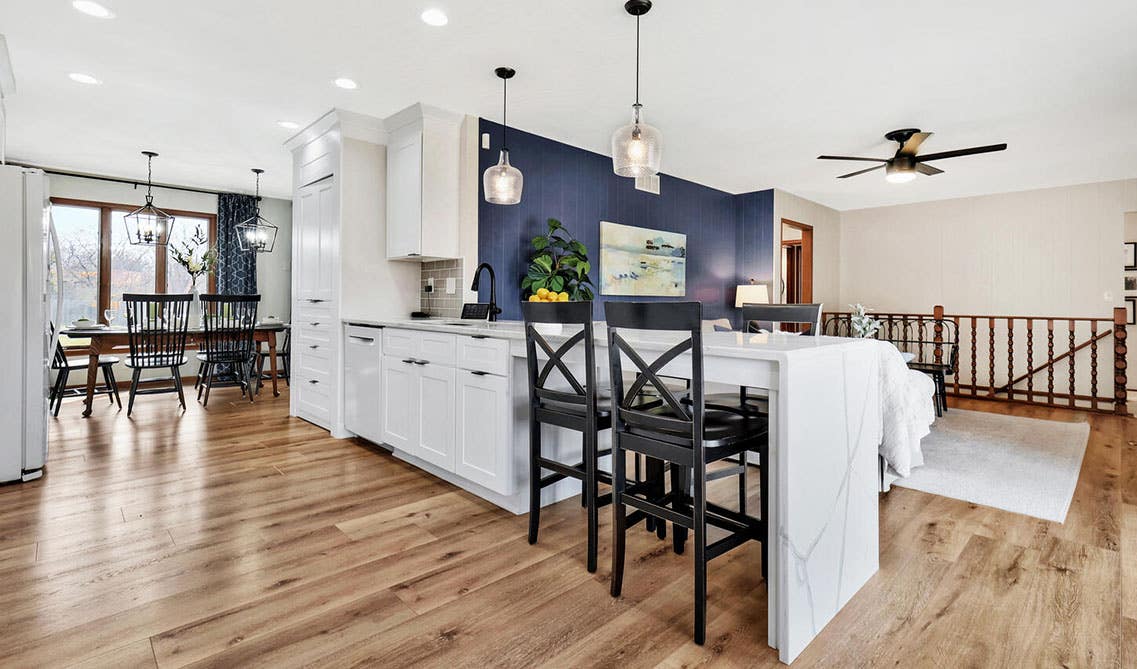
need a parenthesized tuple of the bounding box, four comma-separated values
(2, 0, 1135, 209)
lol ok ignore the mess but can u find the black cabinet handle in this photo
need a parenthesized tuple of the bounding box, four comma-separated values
(309, 344, 319, 349)
(308, 379, 319, 384)
(471, 335, 490, 340)
(310, 322, 321, 326)
(307, 299, 325, 303)
(402, 359, 415, 364)
(413, 360, 428, 366)
(470, 370, 488, 376)
(347, 335, 375, 343)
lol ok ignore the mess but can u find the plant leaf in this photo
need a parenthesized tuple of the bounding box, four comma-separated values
(549, 276, 564, 292)
(570, 240, 587, 255)
(547, 218, 562, 232)
(531, 236, 549, 250)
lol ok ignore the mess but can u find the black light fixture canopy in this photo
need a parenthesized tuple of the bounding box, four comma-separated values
(235, 168, 278, 253)
(123, 150, 175, 246)
(483, 66, 523, 205)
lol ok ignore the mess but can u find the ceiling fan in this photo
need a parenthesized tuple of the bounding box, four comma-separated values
(818, 129, 1007, 183)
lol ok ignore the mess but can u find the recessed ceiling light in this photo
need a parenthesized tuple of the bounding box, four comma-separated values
(420, 8, 448, 26)
(68, 72, 101, 85)
(333, 77, 358, 90)
(72, 1, 115, 18)
(277, 120, 300, 130)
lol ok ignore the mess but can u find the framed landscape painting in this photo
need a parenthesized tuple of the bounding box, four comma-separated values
(600, 221, 686, 296)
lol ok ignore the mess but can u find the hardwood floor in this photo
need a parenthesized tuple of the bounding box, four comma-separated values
(1, 388, 1132, 667)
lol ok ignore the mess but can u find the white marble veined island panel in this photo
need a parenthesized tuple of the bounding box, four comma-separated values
(353, 320, 881, 664)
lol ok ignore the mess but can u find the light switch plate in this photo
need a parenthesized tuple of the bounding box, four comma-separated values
(481, 133, 490, 149)
(446, 277, 456, 294)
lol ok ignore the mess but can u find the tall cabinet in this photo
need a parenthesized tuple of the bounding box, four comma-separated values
(285, 109, 420, 437)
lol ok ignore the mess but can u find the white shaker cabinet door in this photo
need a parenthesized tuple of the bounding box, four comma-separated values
(454, 370, 512, 495)
(415, 362, 456, 471)
(381, 355, 418, 454)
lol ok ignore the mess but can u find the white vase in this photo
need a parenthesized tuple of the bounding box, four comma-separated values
(189, 285, 201, 329)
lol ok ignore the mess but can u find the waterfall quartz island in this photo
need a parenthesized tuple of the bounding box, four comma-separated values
(345, 318, 882, 664)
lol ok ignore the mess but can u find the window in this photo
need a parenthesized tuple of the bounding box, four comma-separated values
(50, 198, 217, 324)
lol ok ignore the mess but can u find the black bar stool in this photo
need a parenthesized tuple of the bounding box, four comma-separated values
(604, 301, 769, 645)
(522, 301, 663, 573)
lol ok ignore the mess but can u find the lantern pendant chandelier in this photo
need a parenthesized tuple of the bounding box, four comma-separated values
(124, 150, 175, 246)
(611, 0, 662, 178)
(483, 66, 523, 205)
(236, 168, 278, 253)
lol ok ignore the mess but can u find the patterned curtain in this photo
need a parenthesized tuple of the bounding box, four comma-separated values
(216, 193, 258, 294)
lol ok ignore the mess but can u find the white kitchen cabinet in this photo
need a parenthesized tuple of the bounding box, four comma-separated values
(455, 370, 512, 495)
(384, 104, 463, 261)
(343, 325, 384, 444)
(294, 178, 336, 304)
(381, 355, 416, 453)
(415, 362, 457, 470)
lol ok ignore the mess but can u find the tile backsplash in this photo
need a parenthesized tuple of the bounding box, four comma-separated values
(421, 259, 464, 318)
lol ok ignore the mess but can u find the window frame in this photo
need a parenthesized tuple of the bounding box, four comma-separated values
(50, 197, 218, 323)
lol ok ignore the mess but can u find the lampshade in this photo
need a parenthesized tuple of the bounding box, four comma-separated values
(735, 283, 770, 308)
(483, 149, 523, 205)
(611, 104, 663, 178)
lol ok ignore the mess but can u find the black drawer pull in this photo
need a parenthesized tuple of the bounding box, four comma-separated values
(470, 370, 488, 376)
(307, 298, 325, 303)
(413, 360, 428, 366)
(471, 335, 490, 340)
(402, 358, 415, 364)
(308, 379, 319, 385)
(310, 321, 321, 326)
(348, 335, 375, 343)
(309, 344, 319, 349)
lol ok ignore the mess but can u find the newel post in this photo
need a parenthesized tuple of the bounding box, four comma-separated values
(1114, 307, 1129, 415)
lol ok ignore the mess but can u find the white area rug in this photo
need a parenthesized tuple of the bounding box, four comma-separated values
(891, 409, 1090, 522)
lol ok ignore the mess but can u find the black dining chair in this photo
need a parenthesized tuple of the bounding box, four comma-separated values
(197, 294, 261, 407)
(522, 301, 664, 573)
(604, 301, 769, 646)
(122, 293, 193, 416)
(48, 324, 121, 416)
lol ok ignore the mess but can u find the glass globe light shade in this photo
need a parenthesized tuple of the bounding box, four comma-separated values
(611, 104, 662, 178)
(483, 149, 523, 205)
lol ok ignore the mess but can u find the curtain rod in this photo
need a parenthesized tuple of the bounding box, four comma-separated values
(12, 161, 237, 197)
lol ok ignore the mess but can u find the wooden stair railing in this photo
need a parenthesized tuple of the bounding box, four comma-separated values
(823, 305, 1129, 416)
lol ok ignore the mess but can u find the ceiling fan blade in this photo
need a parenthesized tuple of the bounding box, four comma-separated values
(899, 131, 932, 155)
(916, 143, 1007, 162)
(817, 155, 889, 162)
(915, 163, 944, 176)
(837, 164, 885, 179)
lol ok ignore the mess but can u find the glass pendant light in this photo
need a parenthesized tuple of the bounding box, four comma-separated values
(235, 168, 279, 252)
(123, 150, 175, 246)
(611, 0, 662, 178)
(483, 67, 523, 205)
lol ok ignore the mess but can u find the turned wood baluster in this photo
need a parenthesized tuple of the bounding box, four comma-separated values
(1115, 307, 1129, 415)
(952, 316, 961, 394)
(1090, 321, 1099, 411)
(970, 317, 978, 396)
(1006, 317, 1015, 402)
(1047, 319, 1055, 403)
(988, 317, 996, 396)
(1026, 319, 1034, 403)
(1068, 321, 1076, 408)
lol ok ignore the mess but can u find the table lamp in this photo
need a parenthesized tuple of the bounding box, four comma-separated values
(735, 281, 770, 308)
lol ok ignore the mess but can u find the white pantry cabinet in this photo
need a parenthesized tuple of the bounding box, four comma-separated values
(384, 104, 463, 261)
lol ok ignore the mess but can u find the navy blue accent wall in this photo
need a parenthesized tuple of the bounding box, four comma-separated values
(477, 119, 773, 325)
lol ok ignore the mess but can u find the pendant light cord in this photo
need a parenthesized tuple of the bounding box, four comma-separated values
(635, 14, 640, 105)
(254, 171, 261, 216)
(501, 76, 509, 152)
(145, 154, 154, 203)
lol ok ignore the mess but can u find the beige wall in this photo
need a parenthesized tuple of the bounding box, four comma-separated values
(772, 189, 841, 308)
(838, 179, 1137, 316)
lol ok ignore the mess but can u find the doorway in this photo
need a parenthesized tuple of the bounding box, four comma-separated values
(780, 219, 813, 305)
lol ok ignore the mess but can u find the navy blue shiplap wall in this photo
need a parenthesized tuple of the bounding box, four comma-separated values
(477, 119, 773, 324)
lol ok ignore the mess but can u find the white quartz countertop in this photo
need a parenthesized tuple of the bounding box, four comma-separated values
(344, 318, 876, 362)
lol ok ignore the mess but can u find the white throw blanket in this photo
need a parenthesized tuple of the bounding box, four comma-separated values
(869, 339, 937, 477)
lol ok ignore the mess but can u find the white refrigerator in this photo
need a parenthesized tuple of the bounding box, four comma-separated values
(0, 165, 54, 483)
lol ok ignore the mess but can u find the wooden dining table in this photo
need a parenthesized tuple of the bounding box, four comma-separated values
(57, 323, 288, 417)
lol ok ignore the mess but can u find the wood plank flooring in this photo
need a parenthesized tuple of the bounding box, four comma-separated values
(0, 387, 1131, 667)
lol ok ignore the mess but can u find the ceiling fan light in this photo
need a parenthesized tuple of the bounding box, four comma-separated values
(885, 160, 917, 184)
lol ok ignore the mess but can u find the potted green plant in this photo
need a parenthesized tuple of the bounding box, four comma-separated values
(522, 218, 595, 303)
(169, 224, 218, 327)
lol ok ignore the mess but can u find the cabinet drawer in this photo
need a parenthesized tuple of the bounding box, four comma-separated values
(418, 331, 457, 366)
(294, 300, 334, 322)
(295, 369, 333, 426)
(457, 335, 509, 376)
(295, 335, 333, 366)
(383, 328, 420, 359)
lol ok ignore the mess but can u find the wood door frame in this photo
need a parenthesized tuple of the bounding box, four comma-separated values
(780, 218, 813, 303)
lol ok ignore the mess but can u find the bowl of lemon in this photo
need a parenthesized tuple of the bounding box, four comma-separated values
(527, 289, 573, 334)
